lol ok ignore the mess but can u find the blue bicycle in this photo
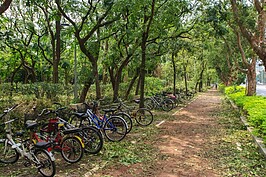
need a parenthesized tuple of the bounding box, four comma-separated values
(69, 102, 128, 142)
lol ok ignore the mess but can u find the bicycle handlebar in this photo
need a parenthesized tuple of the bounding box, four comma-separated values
(3, 104, 19, 113)
(0, 104, 19, 119)
(38, 106, 67, 117)
(0, 118, 19, 126)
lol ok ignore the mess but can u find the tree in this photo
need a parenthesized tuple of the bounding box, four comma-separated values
(235, 30, 256, 95)
(0, 0, 12, 15)
(2, 2, 38, 84)
(56, 0, 118, 102)
(34, 1, 62, 83)
(230, 0, 266, 68)
(101, 2, 141, 101)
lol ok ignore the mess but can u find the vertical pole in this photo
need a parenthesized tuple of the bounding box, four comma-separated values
(74, 41, 78, 101)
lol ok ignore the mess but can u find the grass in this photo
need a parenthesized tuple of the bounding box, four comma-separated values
(208, 99, 266, 176)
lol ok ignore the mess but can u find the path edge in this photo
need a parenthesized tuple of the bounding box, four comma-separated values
(228, 98, 266, 159)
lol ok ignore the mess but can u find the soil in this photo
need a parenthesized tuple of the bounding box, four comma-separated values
(0, 89, 231, 177)
(153, 89, 221, 177)
(93, 89, 223, 177)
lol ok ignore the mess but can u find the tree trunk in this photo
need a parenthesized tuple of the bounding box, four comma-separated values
(183, 63, 188, 95)
(135, 76, 140, 96)
(139, 37, 147, 108)
(198, 66, 204, 92)
(171, 53, 177, 95)
(139, 0, 156, 108)
(125, 68, 139, 100)
(80, 83, 91, 103)
(246, 57, 256, 96)
(53, 11, 61, 83)
(93, 62, 101, 100)
(113, 71, 123, 102)
(0, 0, 12, 15)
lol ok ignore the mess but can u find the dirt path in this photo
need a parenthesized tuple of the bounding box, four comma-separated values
(153, 89, 222, 177)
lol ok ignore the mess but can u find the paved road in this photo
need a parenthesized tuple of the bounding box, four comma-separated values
(256, 84, 266, 96)
(240, 84, 266, 96)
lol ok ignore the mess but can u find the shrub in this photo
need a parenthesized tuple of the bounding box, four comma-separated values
(224, 86, 266, 141)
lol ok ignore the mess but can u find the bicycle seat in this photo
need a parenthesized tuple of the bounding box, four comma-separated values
(72, 112, 88, 118)
(102, 108, 116, 113)
(25, 121, 39, 130)
(63, 128, 82, 134)
(35, 141, 52, 149)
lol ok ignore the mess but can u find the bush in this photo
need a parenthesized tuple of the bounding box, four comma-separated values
(224, 86, 266, 141)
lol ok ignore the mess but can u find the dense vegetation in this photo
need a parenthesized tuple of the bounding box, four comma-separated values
(0, 1, 266, 136)
(223, 85, 266, 143)
(1, 0, 264, 106)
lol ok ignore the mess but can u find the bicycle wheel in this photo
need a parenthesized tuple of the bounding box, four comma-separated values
(135, 108, 153, 126)
(82, 126, 103, 154)
(0, 139, 19, 164)
(69, 114, 91, 128)
(60, 136, 84, 163)
(143, 98, 155, 110)
(113, 112, 133, 134)
(162, 99, 174, 111)
(35, 149, 56, 177)
(103, 116, 127, 142)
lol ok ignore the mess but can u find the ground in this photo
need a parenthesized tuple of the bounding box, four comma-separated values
(94, 89, 222, 177)
(152, 90, 221, 177)
(1, 89, 266, 177)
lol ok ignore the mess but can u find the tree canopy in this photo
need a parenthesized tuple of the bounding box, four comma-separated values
(0, 0, 262, 102)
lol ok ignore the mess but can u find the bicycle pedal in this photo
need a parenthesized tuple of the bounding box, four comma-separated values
(23, 161, 31, 167)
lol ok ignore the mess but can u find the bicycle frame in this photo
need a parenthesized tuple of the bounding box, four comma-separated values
(85, 109, 113, 131)
(41, 118, 84, 151)
(3, 119, 55, 164)
(150, 96, 163, 108)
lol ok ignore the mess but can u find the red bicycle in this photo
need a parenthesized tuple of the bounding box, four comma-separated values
(25, 111, 84, 164)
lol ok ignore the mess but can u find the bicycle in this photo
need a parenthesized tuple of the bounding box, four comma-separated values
(143, 93, 174, 111)
(87, 101, 133, 134)
(69, 102, 128, 142)
(0, 104, 56, 177)
(46, 103, 104, 154)
(114, 98, 154, 126)
(34, 108, 85, 164)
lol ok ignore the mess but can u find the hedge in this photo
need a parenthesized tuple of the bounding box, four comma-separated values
(224, 86, 266, 141)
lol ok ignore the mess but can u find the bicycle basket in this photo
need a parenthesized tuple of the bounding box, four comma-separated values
(69, 103, 89, 113)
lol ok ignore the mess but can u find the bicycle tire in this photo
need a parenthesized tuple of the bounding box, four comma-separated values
(103, 116, 127, 142)
(0, 139, 19, 164)
(135, 108, 153, 126)
(162, 99, 174, 111)
(113, 112, 133, 134)
(60, 136, 84, 163)
(82, 126, 103, 154)
(35, 148, 56, 177)
(143, 98, 155, 110)
(69, 114, 91, 128)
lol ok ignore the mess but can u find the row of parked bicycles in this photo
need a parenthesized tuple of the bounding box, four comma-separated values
(0, 89, 196, 176)
(0, 98, 154, 177)
(143, 90, 196, 112)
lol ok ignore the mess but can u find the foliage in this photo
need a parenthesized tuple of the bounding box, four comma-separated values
(144, 77, 165, 96)
(0, 82, 72, 102)
(224, 86, 266, 142)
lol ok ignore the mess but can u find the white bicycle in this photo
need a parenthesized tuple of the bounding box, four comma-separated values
(0, 104, 56, 177)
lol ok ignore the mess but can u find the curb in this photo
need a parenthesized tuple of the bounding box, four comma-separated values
(228, 99, 266, 158)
